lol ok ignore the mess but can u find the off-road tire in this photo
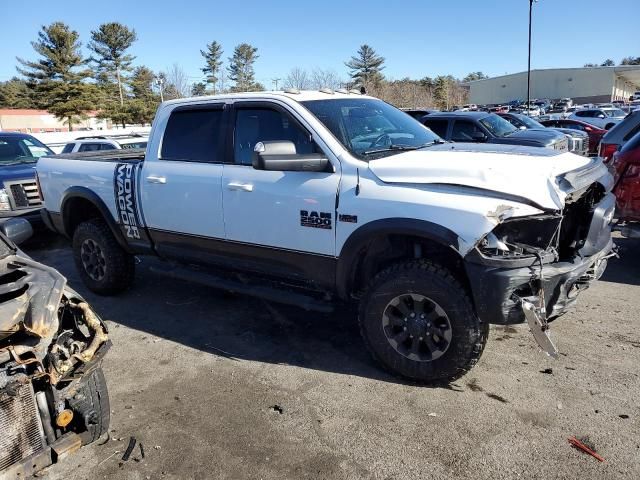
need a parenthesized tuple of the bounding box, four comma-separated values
(73, 367, 111, 445)
(72, 219, 134, 295)
(358, 260, 488, 384)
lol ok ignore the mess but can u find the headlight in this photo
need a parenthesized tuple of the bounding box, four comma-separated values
(479, 215, 562, 257)
(0, 189, 11, 211)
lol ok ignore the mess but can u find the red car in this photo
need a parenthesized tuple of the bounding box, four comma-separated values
(611, 130, 640, 236)
(539, 118, 606, 156)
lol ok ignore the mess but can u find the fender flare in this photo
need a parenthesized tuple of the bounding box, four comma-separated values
(335, 218, 462, 299)
(60, 187, 132, 252)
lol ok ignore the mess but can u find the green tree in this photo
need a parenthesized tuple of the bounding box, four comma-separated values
(345, 44, 385, 89)
(0, 78, 36, 108)
(200, 41, 223, 93)
(17, 22, 98, 131)
(191, 82, 207, 96)
(127, 66, 160, 124)
(620, 56, 640, 65)
(88, 22, 137, 107)
(462, 71, 488, 82)
(228, 43, 260, 92)
(601, 59, 615, 66)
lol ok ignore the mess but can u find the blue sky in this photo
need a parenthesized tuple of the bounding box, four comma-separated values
(2, 0, 638, 87)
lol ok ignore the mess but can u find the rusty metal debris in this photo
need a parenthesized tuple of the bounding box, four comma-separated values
(568, 436, 605, 462)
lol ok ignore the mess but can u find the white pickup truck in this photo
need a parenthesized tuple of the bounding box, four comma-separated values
(37, 91, 615, 383)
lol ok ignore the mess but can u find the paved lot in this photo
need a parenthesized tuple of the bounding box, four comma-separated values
(25, 233, 639, 480)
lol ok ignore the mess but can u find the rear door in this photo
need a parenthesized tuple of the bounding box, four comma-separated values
(140, 103, 227, 261)
(220, 101, 339, 282)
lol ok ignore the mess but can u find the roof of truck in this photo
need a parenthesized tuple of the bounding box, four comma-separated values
(161, 90, 374, 107)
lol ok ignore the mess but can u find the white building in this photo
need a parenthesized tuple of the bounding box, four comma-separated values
(466, 66, 640, 105)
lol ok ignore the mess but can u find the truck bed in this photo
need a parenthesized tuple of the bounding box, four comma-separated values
(49, 149, 145, 163)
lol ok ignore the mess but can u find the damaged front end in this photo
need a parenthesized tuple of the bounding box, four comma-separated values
(0, 247, 110, 479)
(464, 159, 616, 357)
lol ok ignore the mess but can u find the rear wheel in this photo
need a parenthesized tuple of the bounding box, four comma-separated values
(72, 219, 134, 294)
(358, 260, 488, 383)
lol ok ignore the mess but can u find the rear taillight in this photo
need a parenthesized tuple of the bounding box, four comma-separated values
(599, 143, 618, 162)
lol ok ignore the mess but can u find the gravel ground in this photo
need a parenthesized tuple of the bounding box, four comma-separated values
(24, 233, 639, 480)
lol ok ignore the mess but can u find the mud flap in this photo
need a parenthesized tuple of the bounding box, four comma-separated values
(521, 299, 559, 359)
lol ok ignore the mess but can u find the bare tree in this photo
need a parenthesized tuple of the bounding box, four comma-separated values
(284, 67, 310, 90)
(162, 63, 190, 99)
(310, 68, 343, 90)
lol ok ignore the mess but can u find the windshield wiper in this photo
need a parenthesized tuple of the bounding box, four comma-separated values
(362, 140, 445, 156)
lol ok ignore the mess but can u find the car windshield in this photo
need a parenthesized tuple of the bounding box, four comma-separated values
(0, 135, 54, 165)
(513, 114, 544, 129)
(604, 109, 625, 117)
(301, 98, 441, 159)
(479, 114, 517, 137)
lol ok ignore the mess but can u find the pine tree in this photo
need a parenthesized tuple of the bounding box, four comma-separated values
(128, 66, 160, 124)
(88, 22, 137, 106)
(345, 45, 385, 90)
(200, 41, 223, 93)
(228, 43, 260, 92)
(17, 22, 98, 131)
(191, 82, 207, 96)
(0, 78, 36, 108)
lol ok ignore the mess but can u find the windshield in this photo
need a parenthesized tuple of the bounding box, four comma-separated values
(604, 109, 625, 117)
(301, 98, 440, 159)
(478, 114, 517, 137)
(0, 135, 54, 165)
(514, 114, 544, 129)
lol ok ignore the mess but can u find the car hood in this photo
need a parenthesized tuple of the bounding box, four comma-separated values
(367, 143, 607, 210)
(502, 128, 564, 143)
(0, 162, 38, 183)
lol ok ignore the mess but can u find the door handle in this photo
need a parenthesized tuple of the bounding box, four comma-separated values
(227, 182, 253, 192)
(146, 175, 167, 184)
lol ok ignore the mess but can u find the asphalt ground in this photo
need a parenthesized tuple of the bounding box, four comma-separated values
(23, 232, 639, 480)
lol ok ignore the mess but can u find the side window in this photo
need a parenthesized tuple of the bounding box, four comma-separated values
(161, 107, 224, 162)
(423, 119, 448, 138)
(451, 120, 483, 142)
(61, 143, 75, 153)
(565, 122, 584, 131)
(100, 143, 116, 151)
(623, 122, 640, 141)
(78, 143, 102, 152)
(575, 111, 587, 118)
(233, 106, 317, 166)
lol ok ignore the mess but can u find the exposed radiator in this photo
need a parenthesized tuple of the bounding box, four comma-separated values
(0, 382, 46, 471)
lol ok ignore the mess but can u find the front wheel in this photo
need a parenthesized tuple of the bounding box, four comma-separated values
(72, 219, 135, 295)
(358, 260, 488, 383)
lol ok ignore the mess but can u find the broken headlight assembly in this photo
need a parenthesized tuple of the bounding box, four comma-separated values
(479, 215, 562, 259)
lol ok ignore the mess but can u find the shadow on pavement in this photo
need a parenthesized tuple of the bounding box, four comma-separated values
(601, 236, 640, 286)
(23, 233, 466, 388)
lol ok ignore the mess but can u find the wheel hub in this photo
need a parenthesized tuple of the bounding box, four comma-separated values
(382, 293, 452, 362)
(80, 239, 106, 281)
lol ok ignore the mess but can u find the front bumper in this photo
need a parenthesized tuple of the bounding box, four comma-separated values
(0, 207, 44, 228)
(465, 237, 614, 325)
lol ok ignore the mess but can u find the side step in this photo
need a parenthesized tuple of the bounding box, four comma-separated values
(148, 264, 334, 313)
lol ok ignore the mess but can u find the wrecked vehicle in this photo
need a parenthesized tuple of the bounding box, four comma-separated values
(0, 219, 110, 478)
(36, 91, 614, 383)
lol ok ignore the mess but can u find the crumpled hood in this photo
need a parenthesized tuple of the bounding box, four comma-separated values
(368, 143, 597, 210)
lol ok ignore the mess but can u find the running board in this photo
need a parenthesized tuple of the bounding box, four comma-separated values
(148, 265, 334, 312)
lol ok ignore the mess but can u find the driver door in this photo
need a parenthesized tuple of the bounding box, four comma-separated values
(222, 101, 339, 257)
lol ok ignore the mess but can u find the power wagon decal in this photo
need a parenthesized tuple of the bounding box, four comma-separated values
(113, 162, 151, 250)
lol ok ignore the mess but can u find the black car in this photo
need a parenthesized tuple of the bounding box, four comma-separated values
(498, 112, 590, 156)
(422, 112, 569, 151)
(402, 109, 439, 121)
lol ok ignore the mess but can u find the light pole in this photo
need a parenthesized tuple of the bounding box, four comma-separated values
(155, 77, 165, 102)
(272, 78, 281, 90)
(526, 0, 538, 109)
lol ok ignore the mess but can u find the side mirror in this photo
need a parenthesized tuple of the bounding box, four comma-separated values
(252, 141, 330, 172)
(519, 125, 527, 130)
(471, 131, 488, 142)
(0, 218, 33, 245)
(597, 114, 606, 119)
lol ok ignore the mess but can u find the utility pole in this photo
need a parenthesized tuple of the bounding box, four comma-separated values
(272, 78, 281, 90)
(155, 77, 164, 102)
(527, 0, 538, 109)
